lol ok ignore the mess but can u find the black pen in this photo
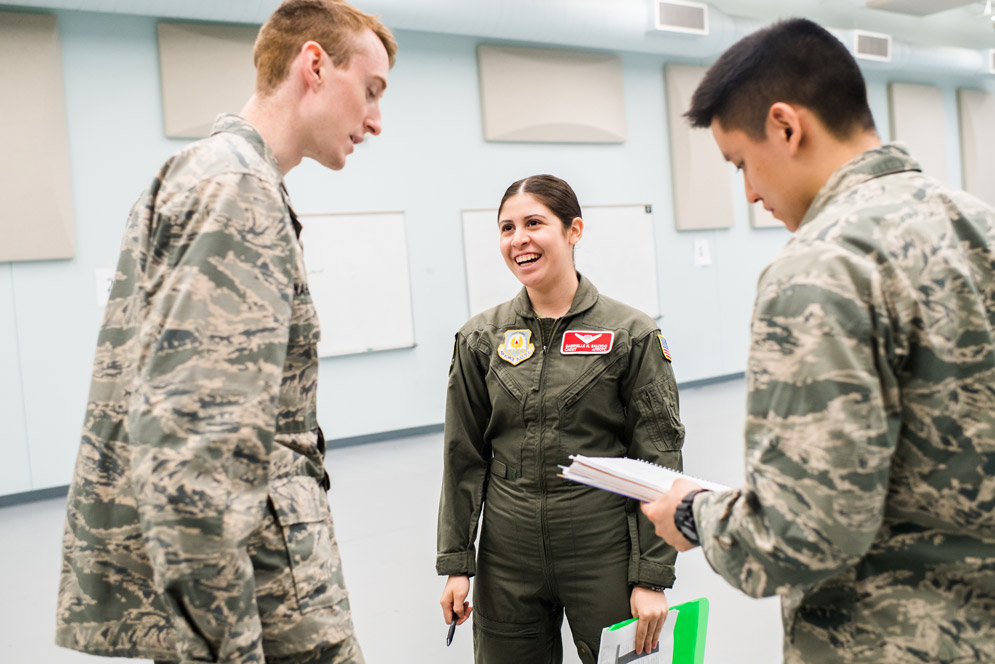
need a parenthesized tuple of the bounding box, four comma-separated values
(446, 616, 457, 647)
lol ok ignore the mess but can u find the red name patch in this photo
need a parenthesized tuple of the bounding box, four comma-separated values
(561, 330, 614, 355)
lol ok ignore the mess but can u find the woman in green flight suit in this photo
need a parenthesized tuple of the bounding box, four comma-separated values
(437, 175, 686, 664)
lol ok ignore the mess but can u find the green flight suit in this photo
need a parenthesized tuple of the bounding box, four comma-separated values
(437, 275, 685, 664)
(694, 144, 995, 663)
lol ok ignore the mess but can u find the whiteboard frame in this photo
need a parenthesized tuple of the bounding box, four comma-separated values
(461, 204, 661, 320)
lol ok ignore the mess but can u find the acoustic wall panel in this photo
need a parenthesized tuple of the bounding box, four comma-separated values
(0, 12, 76, 262)
(157, 21, 258, 138)
(888, 82, 948, 184)
(957, 88, 995, 207)
(477, 45, 626, 143)
(665, 64, 734, 230)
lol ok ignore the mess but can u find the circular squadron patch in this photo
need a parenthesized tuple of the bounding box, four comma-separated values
(498, 329, 535, 366)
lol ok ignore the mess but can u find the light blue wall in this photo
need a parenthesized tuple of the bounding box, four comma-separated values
(0, 264, 31, 495)
(10, 11, 186, 491)
(1, 9, 992, 495)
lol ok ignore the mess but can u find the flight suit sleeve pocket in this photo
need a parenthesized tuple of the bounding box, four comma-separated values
(632, 378, 685, 452)
(268, 476, 345, 613)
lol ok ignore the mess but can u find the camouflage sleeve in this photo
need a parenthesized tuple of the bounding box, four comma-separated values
(127, 172, 296, 662)
(436, 332, 493, 577)
(695, 247, 899, 598)
(622, 330, 686, 588)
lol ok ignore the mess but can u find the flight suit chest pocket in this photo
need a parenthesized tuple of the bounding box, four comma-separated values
(489, 360, 527, 405)
(268, 476, 344, 613)
(558, 351, 625, 411)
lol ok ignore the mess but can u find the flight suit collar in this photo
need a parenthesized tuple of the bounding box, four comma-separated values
(798, 143, 922, 231)
(512, 272, 600, 319)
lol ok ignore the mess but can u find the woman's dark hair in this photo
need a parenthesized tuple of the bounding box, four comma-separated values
(498, 174, 582, 230)
(685, 18, 876, 140)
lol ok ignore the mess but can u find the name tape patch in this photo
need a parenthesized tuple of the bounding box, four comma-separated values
(561, 330, 614, 355)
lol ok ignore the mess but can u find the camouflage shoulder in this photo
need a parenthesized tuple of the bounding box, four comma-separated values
(157, 132, 281, 200)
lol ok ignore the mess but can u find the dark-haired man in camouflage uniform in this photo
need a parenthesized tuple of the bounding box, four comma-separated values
(642, 18, 995, 664)
(55, 2, 396, 663)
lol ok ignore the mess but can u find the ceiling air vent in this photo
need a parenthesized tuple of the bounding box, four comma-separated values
(654, 0, 709, 35)
(864, 0, 977, 17)
(854, 30, 892, 62)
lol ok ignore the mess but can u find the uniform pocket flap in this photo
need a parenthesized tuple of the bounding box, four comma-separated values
(268, 476, 328, 526)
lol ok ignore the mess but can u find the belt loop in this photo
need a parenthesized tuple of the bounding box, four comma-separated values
(490, 459, 520, 481)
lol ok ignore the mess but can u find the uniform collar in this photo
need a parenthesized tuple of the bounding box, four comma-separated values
(798, 143, 922, 230)
(210, 114, 301, 238)
(513, 272, 600, 318)
(210, 113, 284, 182)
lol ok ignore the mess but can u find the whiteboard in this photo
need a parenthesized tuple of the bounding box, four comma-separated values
(461, 205, 660, 318)
(299, 212, 415, 357)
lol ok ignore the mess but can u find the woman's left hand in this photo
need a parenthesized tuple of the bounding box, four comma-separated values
(630, 585, 669, 655)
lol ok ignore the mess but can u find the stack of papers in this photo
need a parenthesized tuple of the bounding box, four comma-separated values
(560, 455, 729, 502)
(598, 615, 672, 663)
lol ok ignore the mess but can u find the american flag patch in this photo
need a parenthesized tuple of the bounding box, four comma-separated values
(658, 334, 672, 362)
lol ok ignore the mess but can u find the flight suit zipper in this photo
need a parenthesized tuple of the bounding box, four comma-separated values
(535, 316, 560, 600)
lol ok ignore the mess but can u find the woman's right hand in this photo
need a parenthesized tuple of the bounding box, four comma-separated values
(440, 575, 473, 625)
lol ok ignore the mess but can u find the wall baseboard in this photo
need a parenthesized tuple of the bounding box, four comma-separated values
(679, 372, 745, 390)
(0, 485, 69, 508)
(327, 423, 445, 450)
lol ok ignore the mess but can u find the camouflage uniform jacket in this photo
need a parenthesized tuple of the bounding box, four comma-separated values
(694, 144, 995, 663)
(437, 275, 685, 588)
(56, 115, 355, 663)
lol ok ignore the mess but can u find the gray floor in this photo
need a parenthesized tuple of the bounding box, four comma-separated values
(0, 377, 782, 663)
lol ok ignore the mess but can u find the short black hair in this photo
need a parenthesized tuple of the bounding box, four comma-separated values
(685, 18, 876, 140)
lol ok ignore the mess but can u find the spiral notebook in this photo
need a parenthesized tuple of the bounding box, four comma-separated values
(559, 455, 729, 502)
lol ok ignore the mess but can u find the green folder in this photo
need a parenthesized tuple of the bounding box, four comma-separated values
(605, 597, 710, 664)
